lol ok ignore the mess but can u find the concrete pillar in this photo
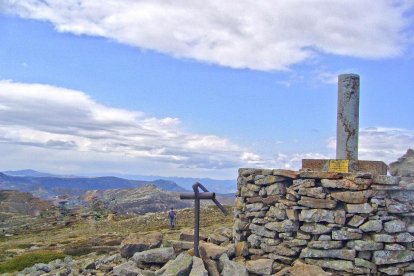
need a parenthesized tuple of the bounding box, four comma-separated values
(336, 74, 359, 160)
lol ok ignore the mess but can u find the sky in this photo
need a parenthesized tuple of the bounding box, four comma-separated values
(0, 0, 413, 180)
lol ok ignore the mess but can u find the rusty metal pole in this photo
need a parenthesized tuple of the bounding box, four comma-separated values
(336, 74, 360, 160)
(179, 182, 228, 257)
(193, 183, 200, 257)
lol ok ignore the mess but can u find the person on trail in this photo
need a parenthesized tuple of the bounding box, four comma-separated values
(168, 207, 177, 229)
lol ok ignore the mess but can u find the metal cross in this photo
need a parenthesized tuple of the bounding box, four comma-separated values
(180, 182, 228, 257)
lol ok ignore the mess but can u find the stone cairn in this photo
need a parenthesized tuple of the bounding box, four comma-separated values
(234, 168, 414, 275)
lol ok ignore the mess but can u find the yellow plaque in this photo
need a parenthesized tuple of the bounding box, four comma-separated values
(329, 160, 349, 173)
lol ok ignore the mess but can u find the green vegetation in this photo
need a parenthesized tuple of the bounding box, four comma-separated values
(0, 250, 65, 273)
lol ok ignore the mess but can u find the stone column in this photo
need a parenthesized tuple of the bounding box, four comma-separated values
(336, 74, 359, 160)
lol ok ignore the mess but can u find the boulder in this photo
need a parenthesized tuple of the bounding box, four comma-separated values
(275, 260, 331, 276)
(179, 230, 207, 242)
(132, 247, 176, 265)
(218, 254, 248, 276)
(189, 256, 207, 276)
(161, 252, 193, 276)
(113, 261, 143, 275)
(121, 232, 163, 258)
(245, 258, 274, 275)
(199, 242, 227, 260)
(203, 258, 220, 276)
(389, 149, 414, 177)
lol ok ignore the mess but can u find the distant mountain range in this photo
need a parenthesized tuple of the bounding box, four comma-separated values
(0, 170, 236, 198)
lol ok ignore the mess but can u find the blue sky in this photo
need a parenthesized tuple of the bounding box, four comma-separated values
(0, 1, 413, 179)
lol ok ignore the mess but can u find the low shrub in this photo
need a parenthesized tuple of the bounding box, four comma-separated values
(0, 250, 65, 273)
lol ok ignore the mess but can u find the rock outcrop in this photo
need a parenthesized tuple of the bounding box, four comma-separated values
(389, 149, 414, 177)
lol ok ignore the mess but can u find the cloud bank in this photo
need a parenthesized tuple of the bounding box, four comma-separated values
(0, 80, 261, 172)
(3, 0, 413, 70)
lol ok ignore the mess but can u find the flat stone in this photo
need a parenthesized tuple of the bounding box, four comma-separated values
(249, 223, 275, 238)
(346, 240, 383, 251)
(378, 266, 404, 275)
(168, 240, 194, 253)
(272, 244, 298, 256)
(247, 234, 261, 248)
(373, 250, 414, 265)
(274, 260, 330, 276)
(113, 261, 142, 276)
(298, 196, 336, 209)
(373, 175, 401, 185)
(300, 171, 342, 179)
(189, 256, 208, 276)
(299, 209, 335, 223)
(291, 179, 315, 190)
(132, 247, 176, 265)
(347, 215, 366, 227)
(321, 179, 369, 190)
(384, 220, 407, 233)
(332, 228, 362, 240)
(385, 244, 406, 250)
(286, 209, 299, 221)
(354, 258, 376, 270)
(255, 175, 288, 185)
(304, 259, 354, 273)
(120, 232, 163, 258)
(261, 195, 281, 205)
(371, 185, 401, 190)
(267, 253, 294, 264)
(246, 258, 274, 275)
(265, 183, 287, 196)
(239, 168, 257, 176)
(297, 187, 326, 199)
(203, 258, 220, 276)
(372, 233, 414, 243)
(334, 210, 346, 225)
(265, 220, 299, 233)
(299, 248, 355, 260)
(359, 220, 383, 232)
(345, 203, 373, 214)
(300, 223, 333, 234)
(331, 190, 373, 203)
(273, 169, 300, 179)
(386, 199, 411, 213)
(245, 203, 264, 212)
(308, 240, 343, 249)
(267, 206, 287, 220)
(246, 183, 261, 192)
(240, 186, 257, 197)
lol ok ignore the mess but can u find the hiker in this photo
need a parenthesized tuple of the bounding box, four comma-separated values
(168, 207, 177, 229)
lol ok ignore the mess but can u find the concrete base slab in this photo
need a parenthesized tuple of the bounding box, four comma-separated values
(302, 159, 387, 175)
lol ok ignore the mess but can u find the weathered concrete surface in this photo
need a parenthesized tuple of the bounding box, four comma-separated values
(336, 73, 359, 160)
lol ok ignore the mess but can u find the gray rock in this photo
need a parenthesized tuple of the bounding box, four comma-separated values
(162, 252, 193, 276)
(198, 242, 227, 260)
(300, 223, 333, 234)
(331, 190, 373, 203)
(298, 196, 336, 209)
(246, 258, 274, 275)
(304, 259, 354, 273)
(386, 199, 411, 213)
(389, 149, 414, 177)
(299, 248, 355, 260)
(354, 258, 376, 270)
(332, 228, 362, 240)
(249, 223, 275, 238)
(384, 220, 406, 233)
(208, 233, 229, 245)
(34, 263, 51, 273)
(218, 254, 248, 276)
(378, 266, 404, 275)
(308, 240, 343, 249)
(321, 178, 369, 190)
(168, 240, 193, 253)
(267, 206, 287, 220)
(373, 250, 414, 265)
(189, 256, 207, 276)
(203, 259, 220, 276)
(256, 175, 287, 185)
(297, 187, 326, 199)
(113, 261, 142, 276)
(265, 220, 299, 233)
(299, 209, 335, 223)
(345, 203, 373, 214)
(373, 175, 401, 185)
(265, 183, 287, 195)
(359, 220, 383, 232)
(245, 203, 263, 212)
(347, 215, 366, 227)
(372, 233, 414, 243)
(346, 240, 383, 251)
(247, 234, 261, 248)
(385, 244, 406, 250)
(132, 247, 176, 265)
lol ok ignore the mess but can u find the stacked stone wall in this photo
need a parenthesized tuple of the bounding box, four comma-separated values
(234, 168, 414, 275)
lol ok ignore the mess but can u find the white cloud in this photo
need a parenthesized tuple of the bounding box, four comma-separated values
(0, 80, 259, 172)
(3, 0, 413, 70)
(327, 127, 414, 164)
